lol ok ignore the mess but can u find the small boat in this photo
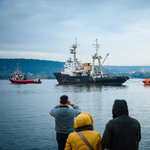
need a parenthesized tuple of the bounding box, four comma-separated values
(9, 63, 41, 84)
(54, 39, 129, 85)
(143, 79, 150, 85)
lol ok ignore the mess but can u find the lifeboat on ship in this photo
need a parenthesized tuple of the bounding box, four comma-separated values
(9, 63, 41, 84)
(74, 68, 85, 73)
(143, 79, 150, 85)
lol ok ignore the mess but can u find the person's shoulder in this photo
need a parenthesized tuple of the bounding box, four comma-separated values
(92, 131, 101, 137)
(129, 116, 140, 124)
(53, 105, 60, 108)
(106, 118, 114, 124)
(68, 132, 79, 140)
(83, 130, 102, 141)
(84, 130, 101, 137)
(69, 132, 76, 136)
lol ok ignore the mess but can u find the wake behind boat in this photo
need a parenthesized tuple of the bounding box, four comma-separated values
(54, 39, 129, 85)
(9, 63, 41, 84)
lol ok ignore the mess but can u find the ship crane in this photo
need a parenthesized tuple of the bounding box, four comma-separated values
(91, 39, 102, 74)
(91, 39, 109, 75)
(101, 53, 109, 65)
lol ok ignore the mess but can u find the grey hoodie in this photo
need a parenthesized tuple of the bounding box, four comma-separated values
(50, 105, 81, 134)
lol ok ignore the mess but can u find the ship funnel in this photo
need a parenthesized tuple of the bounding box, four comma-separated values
(84, 63, 91, 71)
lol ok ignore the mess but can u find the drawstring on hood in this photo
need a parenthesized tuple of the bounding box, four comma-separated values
(112, 99, 129, 118)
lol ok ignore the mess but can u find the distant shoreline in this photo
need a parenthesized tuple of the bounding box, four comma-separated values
(0, 58, 150, 79)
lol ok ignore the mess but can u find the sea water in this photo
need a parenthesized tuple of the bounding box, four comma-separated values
(0, 79, 150, 150)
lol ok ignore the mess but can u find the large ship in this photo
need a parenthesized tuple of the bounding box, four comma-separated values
(54, 39, 129, 85)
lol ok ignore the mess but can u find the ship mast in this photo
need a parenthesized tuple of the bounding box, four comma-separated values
(91, 39, 102, 74)
(70, 38, 79, 62)
(16, 62, 22, 75)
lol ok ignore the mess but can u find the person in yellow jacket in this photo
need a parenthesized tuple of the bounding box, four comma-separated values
(65, 112, 104, 150)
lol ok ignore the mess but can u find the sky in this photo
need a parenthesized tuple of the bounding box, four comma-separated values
(0, 0, 150, 66)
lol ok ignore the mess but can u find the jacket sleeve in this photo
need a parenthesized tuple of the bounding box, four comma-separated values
(64, 134, 72, 150)
(99, 142, 105, 150)
(137, 121, 141, 142)
(49, 105, 59, 117)
(96, 133, 105, 150)
(72, 104, 82, 117)
(101, 122, 112, 149)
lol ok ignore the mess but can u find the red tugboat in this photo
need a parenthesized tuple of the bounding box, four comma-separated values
(54, 39, 129, 85)
(9, 63, 41, 84)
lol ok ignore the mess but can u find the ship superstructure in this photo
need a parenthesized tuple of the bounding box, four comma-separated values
(61, 38, 86, 76)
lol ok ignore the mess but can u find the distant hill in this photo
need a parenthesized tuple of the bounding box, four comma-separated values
(0, 58, 150, 79)
(0, 58, 64, 79)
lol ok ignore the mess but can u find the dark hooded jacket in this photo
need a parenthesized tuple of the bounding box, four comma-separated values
(101, 99, 141, 150)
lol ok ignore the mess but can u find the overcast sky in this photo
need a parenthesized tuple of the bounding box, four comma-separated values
(0, 0, 150, 66)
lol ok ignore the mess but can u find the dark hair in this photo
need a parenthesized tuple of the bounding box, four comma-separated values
(60, 95, 68, 104)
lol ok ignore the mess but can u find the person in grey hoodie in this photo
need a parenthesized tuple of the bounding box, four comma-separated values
(101, 99, 141, 150)
(50, 95, 81, 150)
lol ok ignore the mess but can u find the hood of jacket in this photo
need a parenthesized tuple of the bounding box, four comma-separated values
(112, 99, 129, 118)
(74, 112, 94, 130)
(57, 106, 71, 117)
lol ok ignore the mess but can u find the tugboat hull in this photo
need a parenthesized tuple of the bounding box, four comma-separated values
(54, 73, 129, 85)
(9, 78, 41, 84)
(143, 79, 150, 85)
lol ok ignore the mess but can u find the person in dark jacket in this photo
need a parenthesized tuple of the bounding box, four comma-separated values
(101, 99, 141, 150)
(50, 95, 81, 150)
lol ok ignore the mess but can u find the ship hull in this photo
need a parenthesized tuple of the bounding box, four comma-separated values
(9, 78, 41, 84)
(54, 73, 129, 85)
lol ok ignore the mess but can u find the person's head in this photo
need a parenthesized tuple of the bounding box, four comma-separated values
(112, 99, 129, 118)
(74, 112, 94, 131)
(60, 95, 68, 104)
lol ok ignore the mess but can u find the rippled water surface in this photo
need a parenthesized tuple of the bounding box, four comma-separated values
(0, 79, 150, 150)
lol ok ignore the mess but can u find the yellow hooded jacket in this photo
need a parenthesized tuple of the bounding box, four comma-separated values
(65, 112, 104, 150)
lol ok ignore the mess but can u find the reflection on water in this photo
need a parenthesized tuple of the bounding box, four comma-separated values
(56, 84, 103, 92)
(144, 85, 150, 88)
(55, 84, 128, 93)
